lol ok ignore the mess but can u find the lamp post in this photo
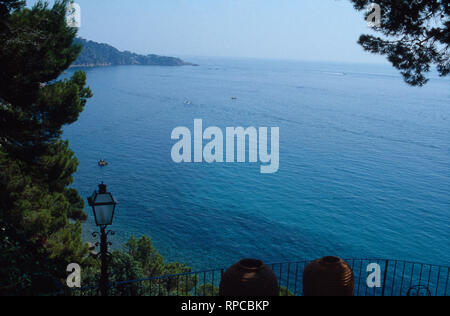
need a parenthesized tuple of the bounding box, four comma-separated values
(88, 182, 117, 296)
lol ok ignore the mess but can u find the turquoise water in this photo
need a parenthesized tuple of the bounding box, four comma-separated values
(64, 58, 450, 270)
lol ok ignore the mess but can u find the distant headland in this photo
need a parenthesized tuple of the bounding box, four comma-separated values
(71, 38, 197, 67)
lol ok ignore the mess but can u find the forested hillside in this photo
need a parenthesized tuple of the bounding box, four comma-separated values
(73, 38, 194, 67)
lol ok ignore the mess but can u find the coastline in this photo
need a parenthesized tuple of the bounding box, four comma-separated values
(70, 62, 199, 68)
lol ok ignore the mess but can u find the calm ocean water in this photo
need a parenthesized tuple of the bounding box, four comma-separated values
(64, 57, 450, 270)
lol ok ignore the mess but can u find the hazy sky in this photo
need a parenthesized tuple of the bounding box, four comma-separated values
(29, 0, 387, 64)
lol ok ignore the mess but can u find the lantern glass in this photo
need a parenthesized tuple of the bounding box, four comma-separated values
(91, 192, 116, 226)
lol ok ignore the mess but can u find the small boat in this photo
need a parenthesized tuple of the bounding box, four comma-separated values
(98, 160, 108, 167)
(231, 96, 237, 100)
(184, 100, 191, 105)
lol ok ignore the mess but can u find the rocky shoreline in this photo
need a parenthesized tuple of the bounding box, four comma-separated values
(73, 38, 198, 68)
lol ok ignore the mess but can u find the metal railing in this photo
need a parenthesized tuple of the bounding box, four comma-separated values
(70, 259, 449, 296)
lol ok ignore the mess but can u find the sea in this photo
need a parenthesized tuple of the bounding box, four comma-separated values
(63, 57, 450, 271)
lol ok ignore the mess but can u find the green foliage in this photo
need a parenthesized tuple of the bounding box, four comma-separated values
(197, 284, 220, 296)
(0, 218, 67, 295)
(159, 261, 197, 296)
(0, 0, 92, 295)
(125, 235, 166, 276)
(351, 0, 449, 86)
(108, 251, 150, 296)
(117, 236, 197, 296)
(73, 38, 191, 67)
(79, 236, 197, 296)
(0, 0, 24, 31)
(0, 0, 92, 159)
(0, 138, 90, 295)
(279, 286, 295, 296)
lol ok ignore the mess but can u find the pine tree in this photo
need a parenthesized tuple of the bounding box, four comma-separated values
(351, 0, 449, 86)
(0, 0, 92, 294)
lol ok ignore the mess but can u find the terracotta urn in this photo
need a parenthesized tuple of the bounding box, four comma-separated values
(303, 256, 354, 296)
(219, 259, 279, 296)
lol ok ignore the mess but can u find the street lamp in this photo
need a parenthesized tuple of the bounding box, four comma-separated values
(88, 182, 117, 296)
